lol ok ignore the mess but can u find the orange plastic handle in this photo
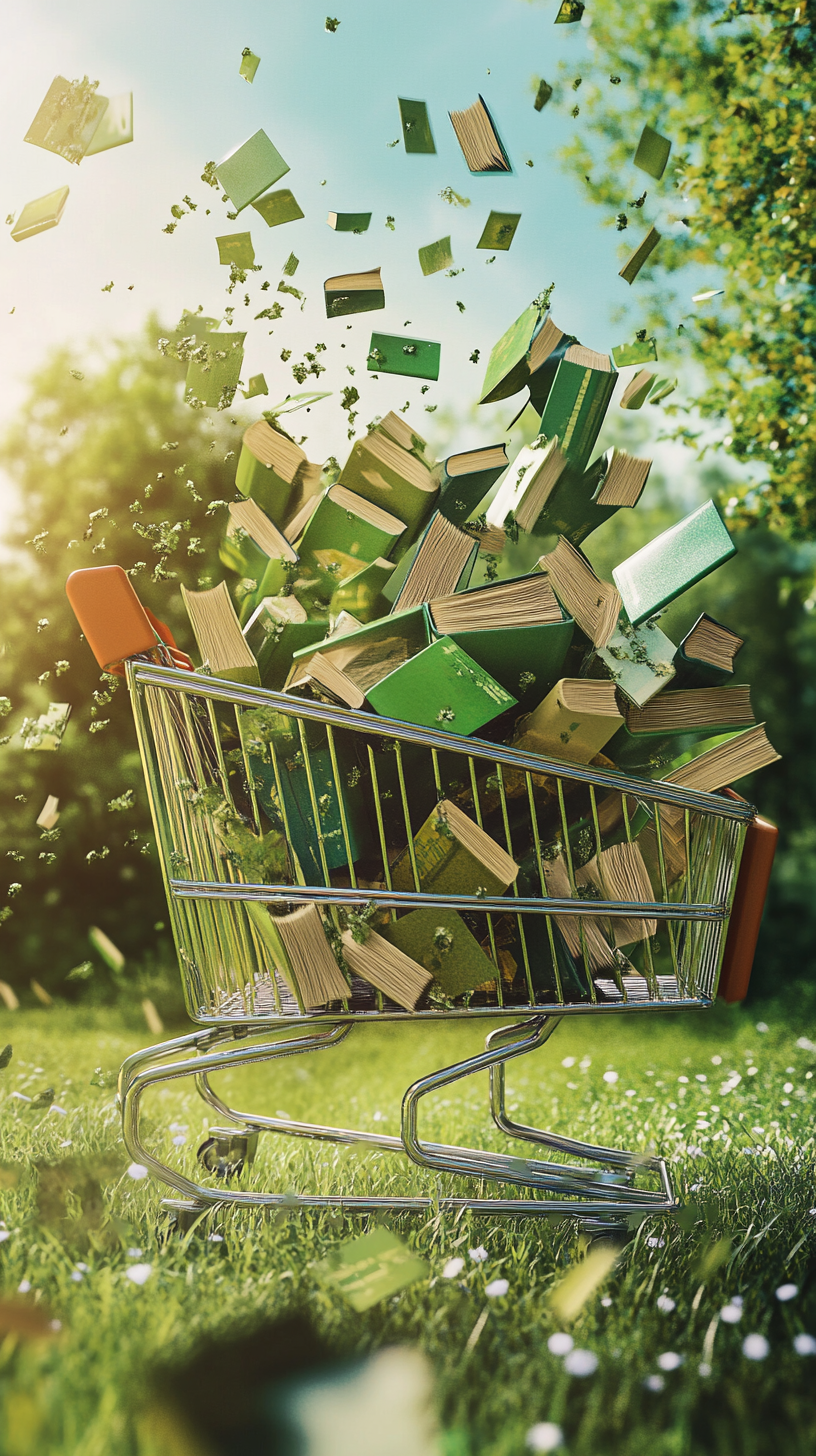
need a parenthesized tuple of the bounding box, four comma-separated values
(717, 787, 778, 1003)
(65, 566, 192, 674)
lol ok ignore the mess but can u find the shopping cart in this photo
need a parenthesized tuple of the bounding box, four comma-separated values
(68, 566, 771, 1228)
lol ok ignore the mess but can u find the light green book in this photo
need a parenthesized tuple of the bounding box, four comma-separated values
(538, 345, 617, 472)
(391, 797, 519, 896)
(339, 426, 438, 535)
(181, 582, 260, 687)
(215, 130, 290, 213)
(634, 124, 672, 180)
(532, 447, 652, 547)
(611, 337, 657, 368)
(382, 908, 497, 997)
(329, 557, 394, 622)
(398, 98, 436, 154)
(11, 186, 70, 242)
(418, 236, 452, 276)
(220, 498, 298, 621)
(235, 419, 320, 523)
(239, 48, 260, 83)
(24, 76, 107, 163)
(620, 369, 656, 410)
(327, 211, 371, 232)
(251, 189, 304, 227)
(367, 636, 517, 736)
(216, 232, 254, 267)
(184, 332, 245, 409)
(480, 309, 566, 405)
(619, 226, 662, 285)
(367, 333, 440, 382)
(84, 93, 133, 154)
(612, 499, 736, 627)
(477, 211, 521, 251)
(295, 485, 406, 600)
(589, 619, 677, 708)
(243, 596, 328, 690)
(435, 619, 574, 711)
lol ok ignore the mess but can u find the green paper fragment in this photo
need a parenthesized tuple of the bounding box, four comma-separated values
(315, 1228, 428, 1311)
(24, 75, 107, 164)
(10, 186, 70, 242)
(327, 211, 372, 233)
(398, 98, 436, 154)
(477, 211, 521, 251)
(634, 124, 672, 181)
(555, 0, 585, 20)
(418, 236, 453, 276)
(252, 189, 304, 227)
(216, 232, 255, 267)
(367, 332, 440, 380)
(84, 93, 133, 155)
(239, 49, 261, 83)
(534, 79, 553, 112)
(185, 333, 246, 409)
(243, 373, 268, 398)
(649, 376, 677, 404)
(282, 251, 299, 276)
(611, 337, 658, 367)
(215, 130, 290, 213)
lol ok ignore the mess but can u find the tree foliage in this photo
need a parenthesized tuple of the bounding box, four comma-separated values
(557, 0, 816, 537)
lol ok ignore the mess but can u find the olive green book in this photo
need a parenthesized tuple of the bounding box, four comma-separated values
(10, 186, 70, 242)
(324, 268, 384, 317)
(381, 908, 497, 997)
(184, 332, 245, 409)
(215, 129, 290, 213)
(607, 684, 756, 773)
(239, 48, 260, 83)
(515, 677, 623, 765)
(339, 426, 438, 535)
(328, 211, 372, 232)
(295, 485, 406, 599)
(673, 613, 744, 689)
(367, 636, 517, 736)
(219, 499, 298, 621)
(25, 76, 107, 163)
(477, 211, 521, 251)
(235, 419, 320, 524)
(391, 798, 519, 896)
(480, 309, 567, 405)
(84, 92, 133, 155)
(537, 345, 617, 473)
(216, 232, 255, 267)
(619, 226, 662, 285)
(398, 98, 436, 154)
(243, 596, 329, 690)
(367, 332, 440, 382)
(418, 236, 453, 276)
(634, 124, 672, 180)
(251, 189, 304, 227)
(329, 557, 394, 623)
(612, 500, 736, 627)
(181, 582, 260, 687)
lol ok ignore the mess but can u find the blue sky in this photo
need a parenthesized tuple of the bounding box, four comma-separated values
(0, 0, 724, 526)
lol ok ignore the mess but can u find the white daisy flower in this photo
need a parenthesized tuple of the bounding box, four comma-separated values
(526, 1422, 563, 1451)
(564, 1349, 598, 1377)
(547, 1332, 574, 1356)
(742, 1333, 769, 1361)
(125, 1263, 153, 1286)
(442, 1257, 465, 1279)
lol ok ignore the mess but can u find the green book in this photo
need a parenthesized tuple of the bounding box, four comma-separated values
(181, 582, 260, 687)
(477, 211, 521, 251)
(449, 96, 511, 174)
(382, 908, 497, 997)
(620, 369, 656, 410)
(184, 332, 245, 409)
(672, 613, 744, 690)
(367, 333, 440, 382)
(314, 1229, 428, 1312)
(398, 98, 435, 154)
(239, 48, 260, 83)
(251, 189, 304, 227)
(324, 268, 384, 318)
(215, 130, 290, 212)
(555, 0, 584, 20)
(391, 797, 519, 897)
(339, 424, 438, 535)
(327, 211, 372, 233)
(367, 636, 517, 736)
(10, 186, 69, 242)
(84, 93, 133, 155)
(537, 346, 617, 472)
(607, 685, 756, 774)
(418, 236, 453, 277)
(534, 447, 652, 547)
(634, 124, 672, 180)
(289, 603, 431, 684)
(588, 619, 677, 707)
(480, 309, 567, 405)
(437, 442, 509, 526)
(243, 597, 328, 690)
(295, 485, 406, 600)
(329, 557, 394, 623)
(216, 232, 255, 267)
(438, 619, 574, 711)
(611, 337, 657, 368)
(24, 76, 107, 163)
(235, 419, 320, 524)
(619, 226, 662, 285)
(255, 741, 373, 884)
(243, 373, 268, 399)
(612, 500, 736, 627)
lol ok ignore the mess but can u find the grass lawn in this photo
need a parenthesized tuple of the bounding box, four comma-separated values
(1, 998, 815, 1455)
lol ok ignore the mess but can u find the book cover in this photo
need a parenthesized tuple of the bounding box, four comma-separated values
(338, 428, 438, 535)
(324, 268, 385, 318)
(251, 742, 374, 885)
(367, 333, 440, 382)
(672, 612, 744, 690)
(329, 557, 394, 623)
(418, 236, 453, 276)
(437, 443, 508, 526)
(25, 76, 107, 163)
(243, 599, 329, 691)
(538, 351, 617, 473)
(85, 91, 134, 154)
(10, 186, 70, 242)
(367, 636, 517, 737)
(381, 908, 498, 998)
(619, 226, 661, 285)
(185, 333, 245, 410)
(516, 678, 623, 764)
(216, 232, 255, 267)
(485, 436, 568, 535)
(215, 130, 290, 213)
(251, 189, 304, 227)
(477, 211, 521, 250)
(391, 799, 518, 897)
(589, 619, 677, 707)
(296, 485, 406, 599)
(612, 499, 736, 627)
(435, 619, 574, 711)
(327, 211, 372, 232)
(480, 306, 567, 405)
(398, 98, 436, 154)
(634, 124, 672, 180)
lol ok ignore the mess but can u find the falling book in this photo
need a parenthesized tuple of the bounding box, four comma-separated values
(660, 723, 781, 794)
(398, 97, 436, 154)
(430, 572, 562, 633)
(612, 499, 736, 628)
(340, 929, 432, 1010)
(634, 124, 672, 180)
(538, 345, 617, 473)
(449, 95, 510, 172)
(541, 854, 616, 974)
(611, 337, 658, 368)
(251, 189, 304, 227)
(339, 426, 438, 533)
(609, 685, 755, 773)
(540, 537, 621, 648)
(216, 232, 255, 267)
(477, 211, 521, 250)
(429, 572, 572, 708)
(243, 596, 328, 691)
(674, 613, 744, 689)
(220, 498, 298, 608)
(324, 268, 385, 318)
(330, 557, 394, 623)
(25, 76, 108, 163)
(536, 448, 652, 547)
(11, 186, 70, 242)
(215, 129, 290, 213)
(393, 512, 477, 612)
(619, 226, 661, 285)
(375, 411, 433, 463)
(367, 636, 516, 736)
(180, 582, 260, 686)
(328, 211, 372, 232)
(246, 902, 349, 1009)
(367, 332, 441, 382)
(418, 236, 453, 276)
(391, 798, 519, 896)
(437, 442, 509, 525)
(486, 436, 569, 535)
(381, 907, 497, 998)
(480, 307, 566, 404)
(37, 795, 60, 830)
(589, 619, 677, 708)
(515, 677, 623, 764)
(620, 369, 656, 410)
(296, 485, 406, 598)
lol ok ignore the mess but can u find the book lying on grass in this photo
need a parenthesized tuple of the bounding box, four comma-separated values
(296, 485, 406, 598)
(11, 186, 70, 242)
(588, 619, 677, 707)
(246, 901, 348, 1009)
(399, 97, 436, 153)
(619, 226, 661, 285)
(243, 596, 328, 691)
(674, 613, 744, 689)
(367, 332, 441, 382)
(429, 575, 573, 709)
(660, 722, 780, 794)
(514, 677, 623, 764)
(340, 929, 432, 1010)
(437, 443, 509, 525)
(575, 840, 657, 946)
(381, 907, 498, 998)
(479, 307, 566, 404)
(449, 96, 510, 173)
(289, 605, 431, 688)
(220, 499, 298, 614)
(236, 420, 322, 523)
(536, 448, 652, 546)
(181, 581, 260, 686)
(367, 637, 517, 736)
(486, 436, 569, 535)
(540, 537, 621, 648)
(391, 798, 519, 896)
(608, 685, 755, 772)
(315, 1227, 429, 1312)
(393, 512, 478, 611)
(613, 500, 736, 627)
(324, 268, 385, 318)
(339, 423, 438, 534)
(538, 346, 617, 473)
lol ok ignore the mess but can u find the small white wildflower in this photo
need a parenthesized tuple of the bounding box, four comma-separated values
(208, 1233, 224, 1243)
(486, 1278, 509, 1298)
(698, 1361, 712, 1377)
(624, 1089, 637, 1098)
(372, 1110, 383, 1121)
(70, 1270, 84, 1282)
(547, 1332, 574, 1356)
(127, 1248, 143, 1259)
(126, 1263, 153, 1286)
(711, 1055, 722, 1065)
(561, 1057, 576, 1068)
(469, 1245, 488, 1263)
(783, 1082, 794, 1094)
(0, 1231, 11, 1243)
(776, 1283, 798, 1302)
(793, 1333, 816, 1356)
(646, 1236, 665, 1248)
(564, 1349, 598, 1377)
(657, 1295, 676, 1313)
(657, 1351, 682, 1371)
(721, 1304, 742, 1323)
(49, 1319, 62, 1331)
(76, 1262, 88, 1272)
(603, 1070, 618, 1085)
(127, 1162, 149, 1180)
(756, 1022, 769, 1033)
(600, 1296, 612, 1308)
(17, 1280, 31, 1294)
(172, 1135, 187, 1147)
(742, 1333, 769, 1360)
(645, 1374, 665, 1391)
(526, 1422, 563, 1451)
(442, 1257, 465, 1279)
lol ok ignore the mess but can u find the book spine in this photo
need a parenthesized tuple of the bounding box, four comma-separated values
(539, 362, 617, 473)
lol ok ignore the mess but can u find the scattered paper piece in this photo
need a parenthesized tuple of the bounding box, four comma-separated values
(243, 373, 269, 398)
(0, 983, 19, 1011)
(239, 48, 261, 83)
(20, 703, 71, 751)
(141, 998, 164, 1035)
(477, 211, 521, 251)
(216, 232, 255, 267)
(692, 289, 724, 303)
(36, 795, 60, 830)
(314, 1227, 429, 1311)
(549, 1245, 620, 1321)
(11, 187, 70, 243)
(88, 925, 125, 973)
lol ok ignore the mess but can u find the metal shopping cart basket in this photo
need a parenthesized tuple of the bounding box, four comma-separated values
(68, 567, 767, 1229)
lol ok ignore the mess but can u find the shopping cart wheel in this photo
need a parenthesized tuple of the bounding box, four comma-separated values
(160, 1198, 210, 1236)
(196, 1127, 259, 1180)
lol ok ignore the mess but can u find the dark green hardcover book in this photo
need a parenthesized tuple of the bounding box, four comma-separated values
(184, 332, 245, 409)
(216, 232, 255, 267)
(606, 685, 755, 773)
(476, 211, 521, 251)
(480, 309, 568, 405)
(251, 741, 373, 885)
(367, 636, 517, 736)
(398, 98, 435, 154)
(295, 485, 405, 599)
(328, 211, 372, 233)
(251, 189, 304, 227)
(367, 333, 440, 382)
(437, 443, 509, 525)
(537, 346, 617, 473)
(215, 129, 290, 213)
(381, 908, 497, 997)
(418, 236, 453, 276)
(672, 613, 744, 690)
(534, 447, 651, 546)
(243, 597, 329, 691)
(448, 96, 511, 174)
(555, 0, 584, 21)
(436, 619, 574, 711)
(324, 268, 384, 318)
(235, 419, 319, 524)
(619, 226, 661, 285)
(612, 500, 736, 628)
(634, 124, 672, 180)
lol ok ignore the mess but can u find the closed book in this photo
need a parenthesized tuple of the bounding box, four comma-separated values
(296, 485, 406, 600)
(220, 499, 298, 612)
(486, 436, 569, 535)
(367, 636, 517, 736)
(588, 619, 677, 707)
(367, 332, 441, 382)
(391, 798, 519, 897)
(25, 76, 107, 163)
(399, 97, 436, 154)
(477, 211, 521, 251)
(251, 741, 374, 885)
(340, 929, 432, 1010)
(339, 427, 438, 535)
(538, 345, 617, 473)
(515, 677, 623, 764)
(11, 186, 70, 242)
(612, 499, 736, 627)
(217, 232, 255, 267)
(606, 684, 755, 773)
(324, 268, 385, 318)
(716, 788, 778, 1004)
(540, 537, 621, 649)
(619, 226, 661, 285)
(243, 596, 328, 691)
(659, 723, 780, 794)
(534, 447, 651, 546)
(235, 420, 321, 523)
(329, 557, 394, 623)
(251, 188, 304, 227)
(245, 902, 348, 1009)
(185, 332, 246, 410)
(215, 130, 290, 213)
(381, 908, 497, 998)
(289, 604, 432, 690)
(673, 612, 744, 689)
(327, 211, 372, 232)
(437, 443, 509, 525)
(634, 124, 672, 180)
(181, 582, 260, 686)
(480, 308, 566, 405)
(393, 512, 478, 612)
(448, 96, 510, 173)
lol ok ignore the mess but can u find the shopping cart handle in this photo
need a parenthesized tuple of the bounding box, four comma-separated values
(717, 787, 778, 1004)
(66, 565, 193, 676)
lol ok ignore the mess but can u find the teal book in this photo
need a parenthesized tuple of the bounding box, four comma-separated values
(328, 211, 372, 232)
(437, 443, 509, 526)
(215, 130, 289, 212)
(476, 211, 521, 251)
(634, 124, 672, 180)
(418, 236, 453, 277)
(243, 596, 329, 691)
(398, 98, 435, 154)
(537, 345, 617, 473)
(324, 268, 384, 318)
(480, 308, 566, 405)
(235, 420, 320, 525)
(367, 636, 517, 736)
(367, 333, 440, 382)
(672, 613, 744, 690)
(534, 448, 652, 547)
(251, 189, 304, 227)
(612, 500, 736, 628)
(588, 619, 677, 708)
(184, 332, 245, 409)
(251, 742, 373, 885)
(295, 484, 406, 600)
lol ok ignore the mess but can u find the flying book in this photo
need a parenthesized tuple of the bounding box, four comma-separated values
(535, 448, 652, 547)
(25, 76, 107, 163)
(327, 212, 372, 232)
(608, 685, 756, 773)
(485, 436, 569, 535)
(251, 189, 304, 227)
(381, 907, 497, 998)
(215, 130, 290, 212)
(514, 678, 623, 765)
(393, 512, 478, 612)
(220, 499, 298, 617)
(449, 96, 511, 173)
(20, 703, 71, 752)
(437, 443, 509, 525)
(10, 186, 70, 242)
(479, 307, 566, 404)
(216, 232, 255, 267)
(660, 723, 780, 793)
(37, 795, 60, 830)
(418, 236, 453, 276)
(84, 92, 133, 155)
(339, 427, 438, 534)
(340, 929, 432, 1010)
(620, 369, 656, 410)
(367, 637, 517, 736)
(324, 268, 385, 317)
(367, 333, 440, 382)
(555, 0, 585, 20)
(180, 582, 260, 686)
(243, 596, 328, 690)
(239, 48, 261, 82)
(296, 486, 406, 599)
(184, 332, 245, 410)
(391, 798, 519, 896)
(674, 613, 744, 689)
(246, 902, 348, 1009)
(634, 124, 672, 180)
(330, 557, 394, 623)
(540, 537, 621, 649)
(575, 841, 657, 947)
(611, 337, 658, 368)
(589, 619, 677, 707)
(619, 226, 662, 284)
(398, 98, 436, 154)
(477, 211, 521, 250)
(236, 419, 321, 523)
(538, 346, 617, 472)
(612, 500, 736, 627)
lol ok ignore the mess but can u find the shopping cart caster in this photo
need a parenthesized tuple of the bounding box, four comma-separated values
(160, 1198, 210, 1237)
(196, 1127, 259, 1180)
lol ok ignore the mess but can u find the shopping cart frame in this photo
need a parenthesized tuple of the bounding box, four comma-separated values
(120, 660, 754, 1227)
